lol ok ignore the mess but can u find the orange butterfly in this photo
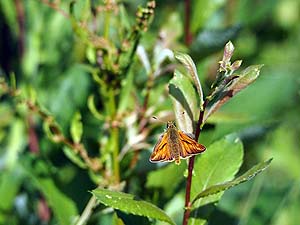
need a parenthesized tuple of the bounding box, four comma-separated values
(150, 121, 206, 165)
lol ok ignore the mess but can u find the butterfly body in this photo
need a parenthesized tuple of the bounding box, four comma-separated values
(166, 123, 181, 164)
(150, 121, 206, 165)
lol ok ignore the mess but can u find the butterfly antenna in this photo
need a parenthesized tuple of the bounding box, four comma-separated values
(152, 116, 165, 123)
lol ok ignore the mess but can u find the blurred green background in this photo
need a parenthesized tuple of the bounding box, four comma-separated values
(0, 0, 299, 225)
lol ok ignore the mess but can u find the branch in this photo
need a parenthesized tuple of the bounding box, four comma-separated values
(182, 99, 208, 225)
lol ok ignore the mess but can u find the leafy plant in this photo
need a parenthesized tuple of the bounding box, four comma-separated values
(1, 0, 298, 225)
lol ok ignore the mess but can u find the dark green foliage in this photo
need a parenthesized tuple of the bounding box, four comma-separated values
(1, 1, 299, 225)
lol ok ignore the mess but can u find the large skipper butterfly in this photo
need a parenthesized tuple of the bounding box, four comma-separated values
(150, 121, 206, 165)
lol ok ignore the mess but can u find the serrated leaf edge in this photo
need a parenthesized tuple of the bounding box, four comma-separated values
(191, 158, 272, 205)
(92, 189, 176, 225)
(174, 52, 204, 109)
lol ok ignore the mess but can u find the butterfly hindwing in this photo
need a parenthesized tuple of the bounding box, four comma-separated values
(178, 131, 206, 158)
(150, 133, 173, 162)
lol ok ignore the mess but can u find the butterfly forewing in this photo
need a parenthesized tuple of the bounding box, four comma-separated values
(178, 131, 206, 158)
(150, 133, 173, 162)
(149, 121, 206, 164)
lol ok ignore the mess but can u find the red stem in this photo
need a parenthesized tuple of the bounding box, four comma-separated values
(15, 0, 25, 57)
(28, 116, 40, 154)
(182, 100, 208, 225)
(184, 0, 192, 46)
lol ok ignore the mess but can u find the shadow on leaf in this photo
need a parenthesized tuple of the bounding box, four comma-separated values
(169, 83, 193, 122)
(190, 203, 216, 220)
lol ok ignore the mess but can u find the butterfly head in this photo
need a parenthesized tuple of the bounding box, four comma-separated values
(166, 121, 176, 129)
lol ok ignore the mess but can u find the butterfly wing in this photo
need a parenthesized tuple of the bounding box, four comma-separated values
(150, 133, 173, 162)
(178, 131, 206, 158)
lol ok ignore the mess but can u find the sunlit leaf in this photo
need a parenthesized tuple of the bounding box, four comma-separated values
(88, 95, 104, 120)
(5, 119, 26, 169)
(174, 52, 204, 109)
(93, 188, 175, 225)
(63, 146, 87, 169)
(205, 65, 263, 121)
(118, 70, 135, 114)
(0, 1, 18, 36)
(137, 45, 151, 74)
(0, 167, 23, 213)
(191, 158, 272, 204)
(169, 70, 198, 133)
(70, 111, 82, 143)
(189, 135, 243, 225)
(43, 119, 62, 143)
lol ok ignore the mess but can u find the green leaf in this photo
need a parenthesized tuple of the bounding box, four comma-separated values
(43, 119, 62, 143)
(191, 158, 272, 204)
(137, 45, 151, 74)
(70, 111, 83, 143)
(0, 1, 18, 36)
(92, 188, 175, 225)
(41, 64, 90, 127)
(205, 65, 263, 121)
(146, 163, 186, 197)
(112, 212, 125, 225)
(22, 157, 78, 225)
(174, 52, 204, 109)
(118, 69, 135, 113)
(63, 146, 87, 169)
(119, 4, 130, 30)
(230, 65, 263, 92)
(190, 25, 241, 60)
(236, 0, 277, 26)
(5, 119, 26, 169)
(0, 103, 14, 128)
(265, 126, 299, 179)
(191, 0, 226, 32)
(0, 167, 23, 213)
(88, 95, 104, 120)
(160, 12, 183, 47)
(169, 70, 198, 133)
(189, 135, 243, 225)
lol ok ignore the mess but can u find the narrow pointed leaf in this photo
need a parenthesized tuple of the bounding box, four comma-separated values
(205, 64, 263, 121)
(191, 158, 272, 204)
(0, 167, 23, 212)
(88, 95, 104, 120)
(92, 188, 175, 225)
(118, 69, 134, 113)
(70, 111, 83, 143)
(63, 146, 87, 169)
(137, 45, 151, 74)
(169, 70, 198, 133)
(174, 52, 204, 109)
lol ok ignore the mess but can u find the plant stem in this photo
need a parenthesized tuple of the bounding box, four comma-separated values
(112, 126, 120, 183)
(15, 0, 25, 57)
(107, 87, 120, 183)
(182, 100, 208, 225)
(75, 195, 97, 225)
(182, 156, 195, 225)
(184, 0, 192, 46)
(104, 2, 111, 39)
